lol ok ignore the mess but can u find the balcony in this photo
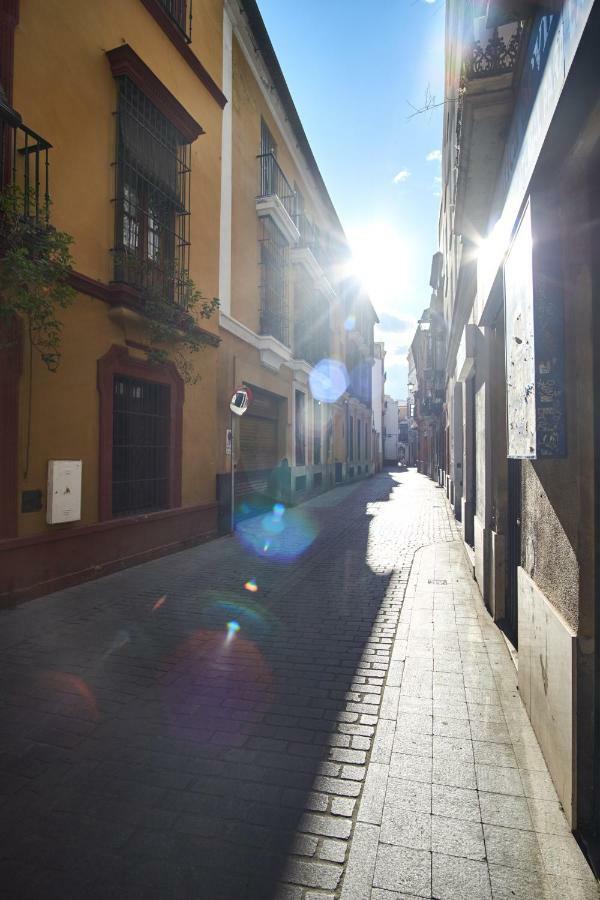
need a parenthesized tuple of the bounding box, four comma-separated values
(1, 98, 51, 226)
(290, 212, 336, 300)
(453, 17, 525, 240)
(256, 152, 300, 245)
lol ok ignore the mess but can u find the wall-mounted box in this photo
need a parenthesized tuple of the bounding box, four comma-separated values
(46, 460, 82, 524)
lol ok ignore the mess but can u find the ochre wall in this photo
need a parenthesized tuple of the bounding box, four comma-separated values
(11, 0, 224, 537)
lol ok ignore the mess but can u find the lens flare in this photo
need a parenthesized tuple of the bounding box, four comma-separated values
(344, 314, 356, 331)
(226, 620, 241, 640)
(309, 358, 349, 403)
(41, 671, 99, 720)
(244, 579, 259, 593)
(162, 629, 273, 742)
(237, 506, 318, 561)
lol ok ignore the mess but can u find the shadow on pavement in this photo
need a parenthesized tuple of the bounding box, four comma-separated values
(0, 471, 402, 899)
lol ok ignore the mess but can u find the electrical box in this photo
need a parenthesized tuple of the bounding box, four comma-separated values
(46, 460, 82, 524)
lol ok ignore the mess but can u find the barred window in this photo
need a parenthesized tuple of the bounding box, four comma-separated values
(112, 375, 170, 516)
(259, 216, 289, 345)
(294, 271, 329, 365)
(158, 0, 192, 41)
(113, 77, 191, 307)
(313, 399, 322, 465)
(295, 390, 306, 466)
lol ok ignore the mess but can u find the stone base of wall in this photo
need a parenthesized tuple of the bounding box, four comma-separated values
(518, 567, 577, 826)
(0, 503, 218, 608)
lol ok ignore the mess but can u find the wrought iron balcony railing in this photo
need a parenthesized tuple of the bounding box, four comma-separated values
(296, 212, 317, 251)
(466, 21, 523, 79)
(1, 100, 51, 226)
(257, 151, 297, 221)
(158, 0, 192, 42)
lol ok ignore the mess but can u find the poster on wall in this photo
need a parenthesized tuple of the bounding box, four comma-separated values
(504, 197, 566, 458)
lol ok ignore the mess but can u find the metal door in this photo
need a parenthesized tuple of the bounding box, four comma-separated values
(505, 457, 521, 646)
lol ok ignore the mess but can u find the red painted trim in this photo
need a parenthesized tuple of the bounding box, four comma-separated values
(70, 271, 220, 346)
(0, 501, 218, 607)
(0, 316, 22, 538)
(97, 344, 184, 521)
(106, 44, 204, 142)
(139, 0, 227, 110)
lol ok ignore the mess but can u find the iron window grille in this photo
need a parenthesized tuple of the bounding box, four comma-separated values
(158, 0, 192, 41)
(257, 151, 296, 221)
(259, 216, 289, 345)
(294, 271, 329, 365)
(112, 374, 170, 516)
(113, 77, 191, 308)
(295, 390, 306, 466)
(313, 399, 322, 465)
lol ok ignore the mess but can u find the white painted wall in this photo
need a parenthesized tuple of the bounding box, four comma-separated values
(383, 395, 399, 462)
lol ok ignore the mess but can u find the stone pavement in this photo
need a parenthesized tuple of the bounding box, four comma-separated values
(0, 469, 597, 899)
(340, 542, 600, 900)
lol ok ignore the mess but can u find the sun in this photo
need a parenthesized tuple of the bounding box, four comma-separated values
(345, 222, 408, 309)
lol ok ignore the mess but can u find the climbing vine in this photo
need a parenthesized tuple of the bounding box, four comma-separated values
(0, 184, 75, 370)
(113, 253, 220, 384)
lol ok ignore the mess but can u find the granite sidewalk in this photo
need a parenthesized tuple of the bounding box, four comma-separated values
(338, 540, 599, 900)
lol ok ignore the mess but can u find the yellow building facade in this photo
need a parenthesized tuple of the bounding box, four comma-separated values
(215, 1, 377, 531)
(0, 0, 376, 602)
(1, 0, 225, 603)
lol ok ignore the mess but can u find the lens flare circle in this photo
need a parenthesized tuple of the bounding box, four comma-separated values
(244, 579, 259, 593)
(236, 505, 318, 561)
(309, 358, 349, 404)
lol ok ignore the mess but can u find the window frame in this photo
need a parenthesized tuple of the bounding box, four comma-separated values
(97, 345, 184, 521)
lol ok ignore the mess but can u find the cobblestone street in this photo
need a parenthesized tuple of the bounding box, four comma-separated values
(0, 469, 597, 899)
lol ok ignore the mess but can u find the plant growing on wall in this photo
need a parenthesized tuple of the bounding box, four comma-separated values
(0, 184, 75, 370)
(114, 252, 220, 384)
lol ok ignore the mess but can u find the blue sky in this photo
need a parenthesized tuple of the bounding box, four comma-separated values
(256, 0, 446, 400)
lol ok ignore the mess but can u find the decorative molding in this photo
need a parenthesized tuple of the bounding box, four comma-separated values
(256, 196, 300, 246)
(258, 335, 292, 372)
(70, 271, 220, 346)
(97, 344, 184, 521)
(291, 246, 321, 282)
(290, 359, 312, 386)
(291, 248, 337, 302)
(219, 311, 294, 372)
(139, 0, 227, 109)
(106, 44, 204, 142)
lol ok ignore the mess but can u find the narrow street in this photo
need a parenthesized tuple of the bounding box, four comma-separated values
(0, 470, 596, 899)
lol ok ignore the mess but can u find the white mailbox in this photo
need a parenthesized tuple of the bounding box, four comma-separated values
(46, 460, 82, 524)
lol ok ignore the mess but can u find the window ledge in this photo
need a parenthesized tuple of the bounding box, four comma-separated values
(256, 195, 300, 245)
